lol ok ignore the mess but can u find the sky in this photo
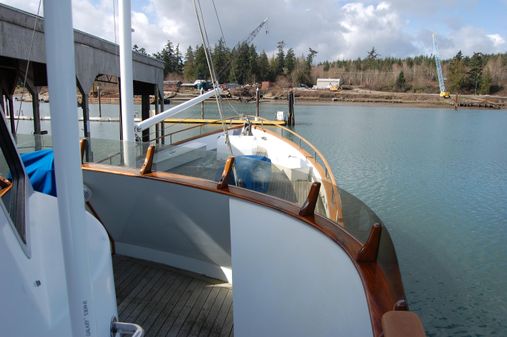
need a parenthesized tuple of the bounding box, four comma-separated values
(2, 0, 506, 61)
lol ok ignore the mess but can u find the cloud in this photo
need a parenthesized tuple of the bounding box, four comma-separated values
(336, 2, 417, 59)
(1, 0, 505, 61)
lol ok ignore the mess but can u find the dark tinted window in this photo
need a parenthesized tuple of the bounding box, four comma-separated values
(0, 112, 26, 244)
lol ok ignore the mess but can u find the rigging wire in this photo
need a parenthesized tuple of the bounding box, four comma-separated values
(193, 0, 233, 155)
(211, 0, 226, 44)
(15, 0, 42, 133)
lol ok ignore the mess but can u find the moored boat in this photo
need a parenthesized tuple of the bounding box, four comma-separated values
(0, 1, 427, 336)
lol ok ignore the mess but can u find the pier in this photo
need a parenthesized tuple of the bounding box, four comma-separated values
(0, 3, 164, 146)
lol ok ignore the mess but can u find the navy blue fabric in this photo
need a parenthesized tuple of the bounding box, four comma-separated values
(21, 149, 57, 196)
(215, 155, 272, 193)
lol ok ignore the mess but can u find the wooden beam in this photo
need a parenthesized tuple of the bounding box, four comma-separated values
(79, 138, 87, 164)
(139, 144, 155, 175)
(356, 223, 382, 263)
(217, 157, 235, 190)
(299, 182, 321, 216)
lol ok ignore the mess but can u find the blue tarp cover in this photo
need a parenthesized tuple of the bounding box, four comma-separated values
(21, 149, 57, 196)
(217, 155, 272, 193)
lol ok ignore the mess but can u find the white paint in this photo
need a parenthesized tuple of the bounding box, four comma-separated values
(119, 0, 135, 144)
(229, 199, 372, 337)
(1, 192, 117, 337)
(315, 78, 341, 89)
(135, 89, 221, 132)
(117, 242, 232, 283)
(43, 1, 102, 335)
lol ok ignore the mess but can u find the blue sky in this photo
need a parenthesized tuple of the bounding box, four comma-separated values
(2, 0, 506, 60)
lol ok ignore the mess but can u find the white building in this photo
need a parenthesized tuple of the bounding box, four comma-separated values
(315, 78, 341, 90)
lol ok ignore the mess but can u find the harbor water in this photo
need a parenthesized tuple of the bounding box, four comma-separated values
(12, 100, 507, 337)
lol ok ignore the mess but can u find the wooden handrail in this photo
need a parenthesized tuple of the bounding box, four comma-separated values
(299, 182, 321, 216)
(0, 176, 12, 198)
(80, 138, 88, 164)
(81, 162, 410, 336)
(139, 145, 155, 175)
(356, 223, 382, 262)
(255, 124, 344, 224)
(381, 311, 427, 337)
(217, 156, 235, 190)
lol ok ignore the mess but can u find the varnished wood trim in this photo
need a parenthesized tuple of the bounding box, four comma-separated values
(80, 138, 88, 164)
(0, 176, 12, 198)
(254, 125, 344, 224)
(357, 223, 382, 262)
(394, 299, 409, 311)
(217, 156, 235, 190)
(139, 145, 155, 175)
(81, 163, 409, 337)
(382, 311, 427, 337)
(299, 182, 321, 216)
(170, 124, 242, 146)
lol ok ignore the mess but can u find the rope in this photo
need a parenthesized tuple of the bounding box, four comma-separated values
(193, 0, 233, 156)
(15, 0, 42, 133)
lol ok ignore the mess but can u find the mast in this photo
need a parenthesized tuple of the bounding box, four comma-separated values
(43, 1, 96, 336)
(118, 0, 136, 166)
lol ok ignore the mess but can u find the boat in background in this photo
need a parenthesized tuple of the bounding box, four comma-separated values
(0, 1, 427, 336)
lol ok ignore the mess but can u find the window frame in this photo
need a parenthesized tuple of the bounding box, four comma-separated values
(0, 107, 29, 256)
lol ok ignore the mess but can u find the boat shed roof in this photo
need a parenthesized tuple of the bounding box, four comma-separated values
(0, 3, 164, 96)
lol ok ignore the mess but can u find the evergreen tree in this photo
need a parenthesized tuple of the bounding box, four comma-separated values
(153, 41, 183, 76)
(285, 48, 296, 74)
(230, 43, 252, 84)
(275, 41, 285, 76)
(133, 44, 147, 56)
(479, 69, 492, 94)
(448, 51, 466, 93)
(395, 71, 406, 91)
(257, 51, 271, 81)
(466, 52, 485, 94)
(248, 45, 259, 83)
(194, 45, 209, 79)
(213, 38, 231, 83)
(183, 46, 195, 81)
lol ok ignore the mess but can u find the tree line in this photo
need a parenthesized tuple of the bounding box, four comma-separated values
(315, 48, 506, 95)
(138, 42, 507, 95)
(141, 39, 318, 86)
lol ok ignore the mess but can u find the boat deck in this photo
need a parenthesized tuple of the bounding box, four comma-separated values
(113, 255, 234, 337)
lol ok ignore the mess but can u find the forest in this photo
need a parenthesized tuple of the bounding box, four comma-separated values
(136, 41, 507, 95)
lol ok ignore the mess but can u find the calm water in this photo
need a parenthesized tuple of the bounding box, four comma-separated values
(12, 100, 507, 336)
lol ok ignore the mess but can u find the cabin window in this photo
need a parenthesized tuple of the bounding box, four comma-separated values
(0, 113, 26, 244)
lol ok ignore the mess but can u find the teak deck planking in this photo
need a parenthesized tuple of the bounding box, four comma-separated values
(113, 255, 233, 337)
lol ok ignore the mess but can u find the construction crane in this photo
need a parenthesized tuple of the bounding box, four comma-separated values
(432, 33, 450, 98)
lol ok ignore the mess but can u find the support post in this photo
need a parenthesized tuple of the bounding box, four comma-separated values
(299, 182, 321, 216)
(154, 90, 160, 145)
(356, 223, 382, 263)
(141, 94, 150, 142)
(118, 0, 135, 144)
(8, 96, 15, 136)
(256, 87, 260, 117)
(160, 93, 165, 145)
(97, 85, 102, 118)
(288, 90, 295, 126)
(77, 83, 91, 161)
(200, 88, 205, 119)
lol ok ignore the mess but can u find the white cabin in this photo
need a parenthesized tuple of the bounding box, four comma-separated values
(315, 78, 341, 89)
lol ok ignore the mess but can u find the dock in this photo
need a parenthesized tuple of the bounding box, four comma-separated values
(163, 118, 286, 126)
